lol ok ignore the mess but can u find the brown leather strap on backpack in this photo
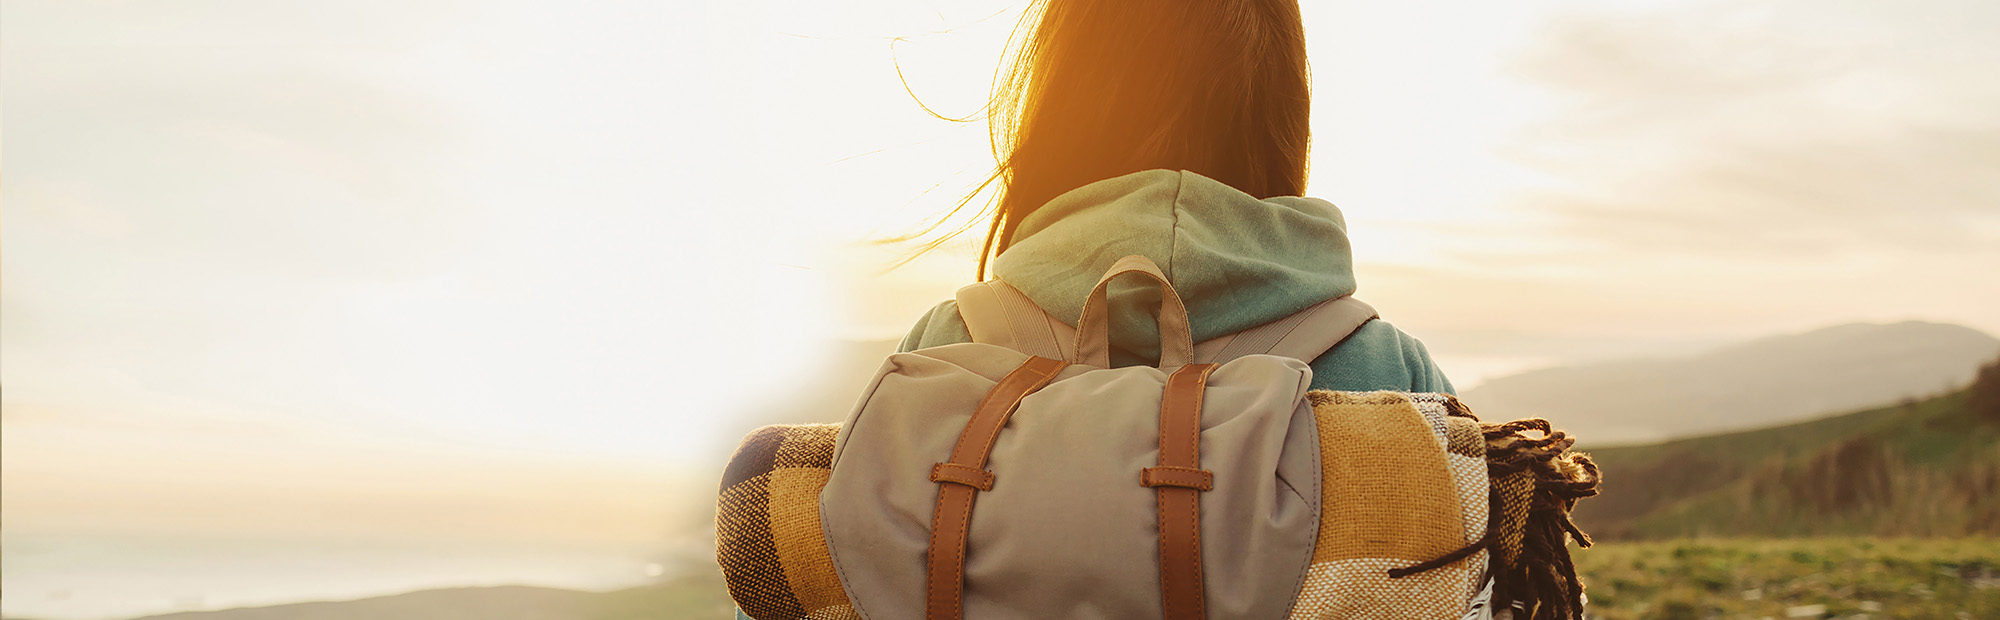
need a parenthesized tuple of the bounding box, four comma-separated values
(1141, 362, 1218, 620)
(925, 355, 1069, 620)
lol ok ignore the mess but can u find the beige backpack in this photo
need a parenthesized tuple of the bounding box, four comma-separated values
(717, 255, 1599, 620)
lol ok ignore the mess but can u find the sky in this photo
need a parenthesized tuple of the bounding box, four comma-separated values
(4, 0, 1999, 615)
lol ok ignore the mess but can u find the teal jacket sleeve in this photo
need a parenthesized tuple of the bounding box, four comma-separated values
(1307, 319, 1456, 395)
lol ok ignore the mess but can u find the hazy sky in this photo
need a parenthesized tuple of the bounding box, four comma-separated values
(5, 0, 1999, 550)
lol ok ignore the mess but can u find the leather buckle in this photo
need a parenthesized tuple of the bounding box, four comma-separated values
(930, 462, 996, 491)
(1140, 466, 1214, 491)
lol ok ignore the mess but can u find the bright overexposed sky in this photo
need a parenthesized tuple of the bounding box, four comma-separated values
(4, 0, 1998, 589)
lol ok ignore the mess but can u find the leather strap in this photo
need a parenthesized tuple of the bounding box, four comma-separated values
(925, 355, 1069, 620)
(1144, 363, 1218, 620)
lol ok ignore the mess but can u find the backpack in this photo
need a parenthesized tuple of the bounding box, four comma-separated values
(716, 255, 1600, 620)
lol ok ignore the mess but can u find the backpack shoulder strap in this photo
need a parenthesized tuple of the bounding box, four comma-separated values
(953, 280, 1077, 361)
(1193, 296, 1378, 365)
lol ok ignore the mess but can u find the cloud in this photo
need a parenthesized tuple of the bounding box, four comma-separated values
(1521, 125, 2000, 255)
(5, 50, 463, 282)
(1489, 0, 2000, 260)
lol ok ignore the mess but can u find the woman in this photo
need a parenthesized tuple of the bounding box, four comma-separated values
(897, 0, 1453, 394)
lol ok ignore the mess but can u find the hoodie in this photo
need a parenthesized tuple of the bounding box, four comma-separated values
(897, 169, 1454, 394)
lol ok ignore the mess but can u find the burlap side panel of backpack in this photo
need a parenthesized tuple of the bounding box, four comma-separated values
(1287, 391, 1491, 619)
(715, 424, 858, 620)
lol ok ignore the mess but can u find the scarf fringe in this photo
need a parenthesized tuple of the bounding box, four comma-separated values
(1482, 418, 1601, 620)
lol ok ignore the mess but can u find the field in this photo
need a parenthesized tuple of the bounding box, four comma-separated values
(1574, 538, 1999, 620)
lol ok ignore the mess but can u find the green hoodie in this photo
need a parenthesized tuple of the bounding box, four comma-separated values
(897, 169, 1455, 394)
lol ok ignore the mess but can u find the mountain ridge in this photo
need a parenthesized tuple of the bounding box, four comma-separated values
(1463, 320, 2000, 445)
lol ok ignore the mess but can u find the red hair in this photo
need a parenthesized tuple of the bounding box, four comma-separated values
(956, 0, 1312, 278)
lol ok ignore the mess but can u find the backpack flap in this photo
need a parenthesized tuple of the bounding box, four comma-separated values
(822, 256, 1322, 620)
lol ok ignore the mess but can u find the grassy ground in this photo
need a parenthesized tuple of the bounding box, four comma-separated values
(1574, 538, 1999, 620)
(676, 538, 1995, 620)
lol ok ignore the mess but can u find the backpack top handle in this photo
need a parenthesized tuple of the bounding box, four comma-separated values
(1072, 255, 1195, 369)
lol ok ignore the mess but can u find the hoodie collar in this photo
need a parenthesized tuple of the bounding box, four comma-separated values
(992, 169, 1357, 365)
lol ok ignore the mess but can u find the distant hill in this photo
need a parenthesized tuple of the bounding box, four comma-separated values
(1572, 358, 2000, 541)
(1463, 321, 2000, 445)
(92, 569, 733, 620)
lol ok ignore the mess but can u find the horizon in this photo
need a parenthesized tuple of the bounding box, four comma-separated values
(5, 0, 2000, 618)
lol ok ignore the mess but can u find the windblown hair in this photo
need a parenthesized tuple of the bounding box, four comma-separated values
(916, 0, 1313, 278)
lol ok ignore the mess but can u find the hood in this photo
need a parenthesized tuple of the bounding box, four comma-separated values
(992, 169, 1357, 366)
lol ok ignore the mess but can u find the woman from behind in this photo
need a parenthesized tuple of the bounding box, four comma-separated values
(724, 4, 1468, 619)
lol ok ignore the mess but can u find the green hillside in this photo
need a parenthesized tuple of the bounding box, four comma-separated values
(1572, 357, 2000, 540)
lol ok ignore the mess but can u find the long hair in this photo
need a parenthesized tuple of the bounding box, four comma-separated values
(942, 0, 1312, 279)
